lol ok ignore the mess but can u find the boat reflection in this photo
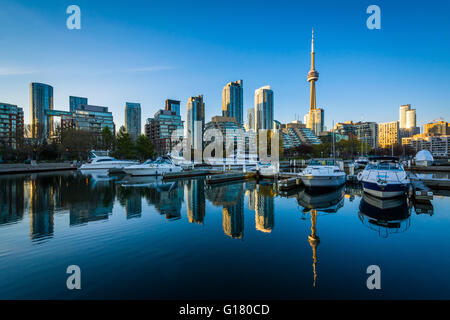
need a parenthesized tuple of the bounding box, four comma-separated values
(358, 194, 411, 238)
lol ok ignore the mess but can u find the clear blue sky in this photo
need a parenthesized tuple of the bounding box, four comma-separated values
(0, 0, 449, 131)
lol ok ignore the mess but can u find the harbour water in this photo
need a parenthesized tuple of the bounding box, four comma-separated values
(1, 171, 449, 299)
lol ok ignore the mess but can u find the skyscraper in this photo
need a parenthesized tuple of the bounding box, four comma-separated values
(222, 80, 243, 125)
(69, 96, 88, 112)
(30, 82, 53, 137)
(254, 86, 273, 130)
(406, 109, 416, 129)
(378, 121, 399, 148)
(304, 29, 324, 136)
(186, 95, 205, 149)
(399, 104, 411, 129)
(125, 102, 141, 141)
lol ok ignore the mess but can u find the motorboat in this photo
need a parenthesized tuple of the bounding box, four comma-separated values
(255, 161, 280, 177)
(79, 156, 138, 171)
(123, 156, 183, 176)
(354, 156, 369, 169)
(298, 159, 346, 189)
(357, 156, 410, 199)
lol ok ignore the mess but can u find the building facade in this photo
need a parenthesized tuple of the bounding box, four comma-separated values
(425, 121, 449, 136)
(30, 82, 53, 137)
(402, 135, 450, 157)
(145, 109, 184, 156)
(165, 99, 180, 116)
(378, 121, 399, 148)
(354, 122, 378, 149)
(222, 80, 243, 125)
(186, 95, 205, 149)
(69, 96, 88, 112)
(254, 86, 273, 130)
(0, 103, 24, 149)
(125, 102, 141, 141)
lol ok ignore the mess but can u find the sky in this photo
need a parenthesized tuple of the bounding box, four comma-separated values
(0, 0, 449, 131)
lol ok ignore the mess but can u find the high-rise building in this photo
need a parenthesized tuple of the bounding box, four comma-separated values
(254, 86, 273, 130)
(0, 103, 24, 149)
(304, 29, 324, 136)
(72, 104, 115, 137)
(186, 95, 205, 149)
(165, 99, 181, 116)
(378, 121, 399, 148)
(145, 108, 184, 156)
(125, 102, 141, 140)
(222, 80, 243, 125)
(354, 122, 378, 149)
(30, 82, 53, 137)
(406, 109, 416, 129)
(247, 108, 255, 131)
(399, 104, 410, 129)
(69, 96, 88, 112)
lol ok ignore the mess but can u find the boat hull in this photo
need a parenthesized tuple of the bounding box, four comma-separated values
(300, 174, 346, 189)
(362, 181, 407, 198)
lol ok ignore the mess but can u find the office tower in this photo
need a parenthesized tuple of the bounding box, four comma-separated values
(247, 108, 255, 131)
(222, 80, 243, 125)
(399, 104, 411, 129)
(125, 102, 141, 141)
(254, 86, 274, 130)
(165, 99, 181, 116)
(30, 82, 53, 137)
(69, 96, 88, 112)
(72, 104, 115, 137)
(186, 95, 205, 149)
(304, 29, 324, 136)
(406, 109, 416, 129)
(0, 103, 24, 149)
(145, 107, 184, 156)
(378, 121, 400, 148)
(355, 122, 378, 149)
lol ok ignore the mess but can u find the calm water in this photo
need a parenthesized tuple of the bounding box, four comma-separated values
(0, 171, 449, 300)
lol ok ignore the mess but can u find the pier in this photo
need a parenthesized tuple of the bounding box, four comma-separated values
(0, 162, 76, 175)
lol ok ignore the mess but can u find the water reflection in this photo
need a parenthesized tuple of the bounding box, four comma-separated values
(358, 194, 411, 238)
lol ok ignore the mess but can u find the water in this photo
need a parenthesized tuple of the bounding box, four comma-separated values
(0, 171, 449, 299)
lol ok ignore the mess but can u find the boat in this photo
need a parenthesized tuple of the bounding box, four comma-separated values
(357, 156, 410, 199)
(123, 156, 183, 176)
(255, 161, 280, 177)
(354, 156, 369, 169)
(79, 156, 138, 171)
(298, 159, 346, 189)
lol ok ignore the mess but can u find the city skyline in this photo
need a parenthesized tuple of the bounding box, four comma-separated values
(0, 0, 449, 132)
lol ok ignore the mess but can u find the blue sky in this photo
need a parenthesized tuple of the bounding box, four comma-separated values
(0, 0, 449, 131)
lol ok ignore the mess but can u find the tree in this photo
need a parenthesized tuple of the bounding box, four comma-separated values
(135, 134, 155, 160)
(101, 126, 114, 151)
(114, 126, 135, 159)
(60, 128, 96, 160)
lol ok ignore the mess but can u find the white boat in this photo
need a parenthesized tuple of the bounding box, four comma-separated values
(357, 156, 410, 199)
(299, 159, 346, 189)
(354, 156, 369, 169)
(255, 161, 280, 177)
(79, 156, 138, 171)
(123, 156, 183, 176)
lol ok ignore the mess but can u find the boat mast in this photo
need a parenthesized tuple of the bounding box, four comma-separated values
(332, 120, 336, 160)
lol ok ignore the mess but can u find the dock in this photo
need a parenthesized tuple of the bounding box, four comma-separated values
(163, 169, 222, 180)
(0, 162, 76, 175)
(408, 172, 434, 201)
(205, 171, 256, 184)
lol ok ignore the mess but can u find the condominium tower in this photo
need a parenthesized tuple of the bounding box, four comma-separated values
(222, 80, 243, 125)
(125, 102, 141, 141)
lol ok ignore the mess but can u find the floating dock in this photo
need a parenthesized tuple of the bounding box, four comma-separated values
(0, 162, 76, 175)
(163, 169, 222, 180)
(408, 172, 434, 201)
(205, 171, 256, 184)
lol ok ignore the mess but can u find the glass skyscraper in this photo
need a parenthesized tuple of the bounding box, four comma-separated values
(254, 86, 274, 130)
(186, 95, 205, 149)
(125, 102, 141, 141)
(222, 80, 243, 125)
(165, 99, 180, 116)
(30, 82, 53, 137)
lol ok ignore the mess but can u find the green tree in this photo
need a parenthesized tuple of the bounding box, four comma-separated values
(134, 134, 155, 160)
(114, 126, 135, 159)
(101, 126, 114, 151)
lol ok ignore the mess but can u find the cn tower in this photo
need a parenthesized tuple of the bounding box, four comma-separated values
(307, 28, 319, 113)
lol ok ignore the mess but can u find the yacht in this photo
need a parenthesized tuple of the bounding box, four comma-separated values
(298, 159, 346, 189)
(357, 156, 410, 199)
(123, 156, 183, 176)
(354, 156, 369, 169)
(256, 161, 280, 177)
(79, 156, 138, 171)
